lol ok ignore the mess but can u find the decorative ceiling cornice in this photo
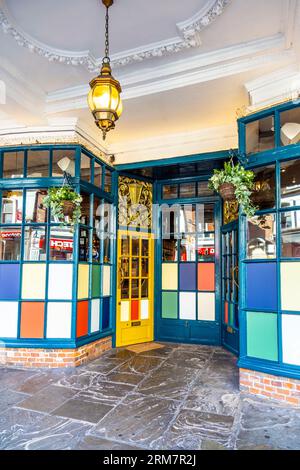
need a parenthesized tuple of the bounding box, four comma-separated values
(0, 0, 232, 71)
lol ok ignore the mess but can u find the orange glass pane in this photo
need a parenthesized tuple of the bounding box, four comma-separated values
(224, 302, 229, 324)
(20, 302, 44, 338)
(198, 263, 215, 291)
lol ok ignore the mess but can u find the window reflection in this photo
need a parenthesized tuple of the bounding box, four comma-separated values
(162, 239, 178, 262)
(197, 233, 215, 262)
(247, 214, 276, 259)
(27, 150, 49, 177)
(198, 181, 214, 197)
(281, 159, 300, 207)
(180, 236, 196, 262)
(24, 226, 46, 261)
(280, 107, 300, 146)
(251, 165, 276, 210)
(197, 204, 214, 232)
(49, 226, 73, 261)
(246, 116, 275, 154)
(104, 169, 112, 193)
(179, 182, 196, 198)
(162, 205, 180, 236)
(0, 227, 21, 260)
(52, 150, 75, 177)
(1, 190, 23, 224)
(281, 211, 300, 258)
(179, 206, 196, 233)
(25, 189, 47, 223)
(162, 184, 178, 199)
(80, 193, 90, 226)
(80, 153, 91, 182)
(3, 151, 24, 178)
(94, 161, 103, 187)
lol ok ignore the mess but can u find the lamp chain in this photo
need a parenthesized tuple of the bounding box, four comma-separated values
(103, 6, 110, 64)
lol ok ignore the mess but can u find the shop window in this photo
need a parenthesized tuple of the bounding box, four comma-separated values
(1, 190, 23, 224)
(93, 196, 102, 235)
(141, 239, 149, 256)
(2, 151, 24, 178)
(103, 237, 111, 263)
(179, 236, 196, 262)
(247, 214, 276, 259)
(79, 227, 90, 262)
(49, 226, 73, 261)
(179, 182, 196, 199)
(197, 204, 215, 232)
(94, 161, 103, 187)
(197, 233, 215, 262)
(198, 181, 214, 197)
(80, 153, 91, 182)
(162, 184, 178, 200)
(280, 106, 300, 147)
(179, 205, 196, 233)
(246, 116, 275, 154)
(24, 226, 46, 261)
(121, 236, 129, 256)
(25, 189, 47, 223)
(281, 210, 300, 258)
(92, 229, 101, 263)
(80, 192, 90, 226)
(27, 150, 49, 177)
(0, 227, 21, 260)
(281, 159, 300, 208)
(162, 239, 178, 262)
(162, 205, 180, 236)
(251, 165, 276, 210)
(52, 150, 75, 177)
(104, 169, 112, 193)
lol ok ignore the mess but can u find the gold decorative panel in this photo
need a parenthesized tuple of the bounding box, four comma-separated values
(118, 176, 152, 229)
(223, 200, 239, 225)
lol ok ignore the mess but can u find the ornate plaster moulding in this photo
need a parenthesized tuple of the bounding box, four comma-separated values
(0, 0, 232, 72)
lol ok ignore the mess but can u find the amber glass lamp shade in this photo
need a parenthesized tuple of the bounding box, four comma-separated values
(88, 62, 122, 140)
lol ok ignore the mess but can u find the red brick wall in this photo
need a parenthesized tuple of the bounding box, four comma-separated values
(0, 336, 112, 368)
(240, 368, 300, 407)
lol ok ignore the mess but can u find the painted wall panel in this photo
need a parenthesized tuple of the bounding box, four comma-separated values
(282, 314, 300, 366)
(246, 311, 278, 361)
(0, 302, 18, 338)
(90, 299, 100, 333)
(281, 263, 300, 311)
(48, 264, 73, 300)
(179, 292, 196, 320)
(180, 263, 196, 291)
(77, 264, 89, 300)
(198, 293, 215, 321)
(20, 302, 44, 338)
(22, 264, 46, 300)
(162, 264, 178, 291)
(0, 265, 20, 300)
(102, 265, 111, 296)
(246, 263, 277, 311)
(46, 302, 72, 339)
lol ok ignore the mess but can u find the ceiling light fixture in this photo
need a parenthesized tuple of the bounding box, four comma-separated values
(88, 0, 122, 140)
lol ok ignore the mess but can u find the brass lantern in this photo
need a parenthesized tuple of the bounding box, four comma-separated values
(88, 0, 122, 140)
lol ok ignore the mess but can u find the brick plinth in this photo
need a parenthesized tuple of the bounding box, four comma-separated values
(0, 336, 112, 368)
(240, 368, 300, 407)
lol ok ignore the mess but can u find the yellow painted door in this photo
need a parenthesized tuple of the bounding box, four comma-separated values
(116, 230, 154, 347)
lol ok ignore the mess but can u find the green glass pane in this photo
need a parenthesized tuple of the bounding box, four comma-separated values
(229, 303, 234, 327)
(162, 292, 178, 319)
(246, 311, 278, 361)
(92, 265, 101, 297)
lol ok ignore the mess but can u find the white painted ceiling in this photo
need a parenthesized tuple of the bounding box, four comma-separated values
(0, 0, 300, 163)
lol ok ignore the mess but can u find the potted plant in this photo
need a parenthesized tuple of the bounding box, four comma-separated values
(43, 186, 82, 226)
(208, 159, 257, 218)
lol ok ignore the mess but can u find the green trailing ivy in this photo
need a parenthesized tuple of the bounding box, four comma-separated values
(208, 159, 258, 218)
(43, 186, 82, 227)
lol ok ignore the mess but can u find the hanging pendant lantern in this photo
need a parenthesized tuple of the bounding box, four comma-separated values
(88, 0, 122, 140)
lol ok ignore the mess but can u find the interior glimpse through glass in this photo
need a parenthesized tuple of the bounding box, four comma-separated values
(246, 116, 275, 154)
(247, 214, 276, 259)
(281, 159, 300, 207)
(3, 151, 24, 179)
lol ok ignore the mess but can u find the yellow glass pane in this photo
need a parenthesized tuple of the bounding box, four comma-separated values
(22, 264, 46, 300)
(162, 264, 178, 290)
(77, 264, 89, 299)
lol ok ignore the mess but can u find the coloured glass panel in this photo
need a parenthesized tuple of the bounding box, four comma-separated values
(91, 265, 101, 298)
(77, 264, 89, 299)
(102, 265, 111, 296)
(102, 297, 110, 330)
(180, 263, 196, 291)
(282, 314, 300, 366)
(224, 301, 229, 324)
(0, 302, 18, 338)
(48, 264, 73, 300)
(162, 292, 178, 319)
(141, 300, 149, 320)
(246, 311, 278, 361)
(281, 262, 300, 311)
(90, 299, 101, 333)
(20, 302, 44, 339)
(198, 293, 215, 322)
(198, 263, 215, 292)
(179, 292, 196, 320)
(246, 263, 277, 311)
(22, 263, 46, 300)
(76, 301, 89, 337)
(131, 300, 139, 320)
(162, 264, 178, 290)
(0, 264, 20, 300)
(120, 301, 130, 322)
(46, 302, 72, 339)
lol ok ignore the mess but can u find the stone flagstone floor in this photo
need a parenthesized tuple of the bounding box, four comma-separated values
(0, 343, 300, 450)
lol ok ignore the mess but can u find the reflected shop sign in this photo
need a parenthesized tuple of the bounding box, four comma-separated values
(0, 230, 21, 240)
(47, 238, 73, 252)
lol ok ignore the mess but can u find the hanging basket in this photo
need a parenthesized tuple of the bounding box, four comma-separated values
(62, 200, 75, 217)
(219, 183, 236, 201)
